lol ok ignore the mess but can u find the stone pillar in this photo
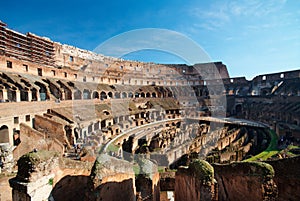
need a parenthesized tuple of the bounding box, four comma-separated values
(2, 88, 8, 101)
(16, 90, 21, 102)
(28, 90, 32, 102)
(61, 90, 65, 100)
(36, 91, 41, 101)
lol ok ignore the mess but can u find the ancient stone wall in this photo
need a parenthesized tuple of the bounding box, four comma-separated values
(213, 161, 277, 201)
(267, 156, 300, 201)
(34, 115, 68, 145)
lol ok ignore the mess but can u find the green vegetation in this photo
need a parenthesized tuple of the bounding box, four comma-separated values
(157, 166, 177, 173)
(244, 129, 279, 162)
(244, 161, 275, 179)
(19, 150, 59, 165)
(106, 144, 120, 152)
(189, 159, 214, 185)
(48, 177, 54, 185)
(133, 164, 140, 175)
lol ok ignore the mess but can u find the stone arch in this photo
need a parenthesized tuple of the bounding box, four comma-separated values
(115, 92, 121, 99)
(141, 92, 145, 98)
(122, 92, 127, 98)
(146, 92, 151, 98)
(100, 91, 107, 100)
(92, 91, 99, 99)
(151, 92, 156, 98)
(128, 92, 133, 98)
(35, 82, 49, 101)
(63, 89, 72, 100)
(74, 90, 82, 100)
(0, 125, 9, 143)
(83, 89, 91, 99)
(135, 92, 140, 98)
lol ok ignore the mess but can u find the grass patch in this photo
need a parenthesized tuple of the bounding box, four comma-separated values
(133, 165, 140, 175)
(244, 129, 279, 162)
(106, 144, 120, 152)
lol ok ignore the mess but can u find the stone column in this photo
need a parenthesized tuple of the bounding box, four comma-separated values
(16, 90, 21, 102)
(36, 91, 41, 101)
(28, 90, 32, 102)
(2, 88, 8, 101)
(61, 90, 65, 100)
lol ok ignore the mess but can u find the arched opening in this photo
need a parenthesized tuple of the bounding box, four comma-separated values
(141, 92, 145, 98)
(0, 89, 3, 100)
(35, 82, 49, 101)
(107, 92, 113, 98)
(94, 121, 100, 131)
(122, 92, 127, 98)
(151, 92, 156, 98)
(7, 89, 17, 102)
(199, 89, 203, 96)
(13, 130, 21, 146)
(31, 88, 38, 101)
(0, 125, 9, 143)
(100, 91, 107, 100)
(88, 124, 93, 133)
(92, 91, 99, 99)
(20, 90, 29, 101)
(135, 92, 140, 98)
(65, 125, 74, 146)
(146, 92, 150, 98)
(74, 90, 82, 100)
(115, 92, 120, 99)
(128, 92, 133, 98)
(63, 88, 72, 100)
(83, 89, 91, 99)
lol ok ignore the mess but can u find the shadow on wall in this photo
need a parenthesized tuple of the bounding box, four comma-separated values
(50, 175, 92, 201)
(51, 176, 135, 201)
(92, 179, 135, 201)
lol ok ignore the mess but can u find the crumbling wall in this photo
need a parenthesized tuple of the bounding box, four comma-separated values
(175, 160, 216, 201)
(34, 115, 67, 144)
(13, 123, 64, 160)
(213, 161, 278, 201)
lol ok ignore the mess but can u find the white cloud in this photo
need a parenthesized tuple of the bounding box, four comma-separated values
(189, 0, 286, 30)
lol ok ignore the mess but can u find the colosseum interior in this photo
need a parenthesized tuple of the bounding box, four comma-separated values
(0, 20, 300, 201)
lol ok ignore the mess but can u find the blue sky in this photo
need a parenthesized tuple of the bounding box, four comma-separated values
(0, 0, 299, 79)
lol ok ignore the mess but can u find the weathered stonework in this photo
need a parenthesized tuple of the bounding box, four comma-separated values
(175, 159, 216, 201)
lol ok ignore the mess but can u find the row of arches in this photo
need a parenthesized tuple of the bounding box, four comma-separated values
(73, 90, 161, 100)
